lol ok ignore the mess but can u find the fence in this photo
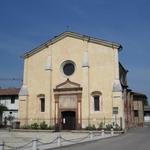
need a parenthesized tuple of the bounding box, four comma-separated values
(11, 117, 123, 130)
(0, 129, 122, 150)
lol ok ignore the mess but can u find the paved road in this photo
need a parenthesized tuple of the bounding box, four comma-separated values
(55, 124, 150, 150)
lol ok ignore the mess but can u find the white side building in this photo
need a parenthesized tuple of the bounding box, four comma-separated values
(0, 88, 20, 124)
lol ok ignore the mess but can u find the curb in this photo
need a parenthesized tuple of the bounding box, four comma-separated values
(9, 129, 55, 132)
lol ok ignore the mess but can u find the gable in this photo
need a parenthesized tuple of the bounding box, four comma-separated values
(54, 79, 82, 92)
(23, 31, 122, 59)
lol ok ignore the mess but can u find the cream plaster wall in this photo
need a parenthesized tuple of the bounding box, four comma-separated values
(88, 43, 115, 118)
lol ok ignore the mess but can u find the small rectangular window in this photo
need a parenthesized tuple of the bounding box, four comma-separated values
(134, 110, 138, 117)
(11, 96, 15, 104)
(40, 98, 45, 112)
(113, 107, 118, 114)
(94, 96, 100, 111)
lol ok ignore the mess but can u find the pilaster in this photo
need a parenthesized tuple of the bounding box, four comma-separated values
(19, 58, 29, 125)
(45, 44, 53, 125)
(82, 40, 90, 128)
(112, 48, 124, 129)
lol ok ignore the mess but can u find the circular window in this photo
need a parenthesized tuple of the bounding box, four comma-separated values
(61, 61, 75, 76)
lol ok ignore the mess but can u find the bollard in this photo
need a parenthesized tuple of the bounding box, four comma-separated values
(111, 128, 114, 136)
(57, 134, 61, 147)
(101, 129, 105, 136)
(32, 139, 38, 150)
(0, 141, 4, 150)
(89, 131, 93, 140)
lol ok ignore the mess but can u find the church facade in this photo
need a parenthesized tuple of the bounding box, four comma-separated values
(19, 31, 140, 130)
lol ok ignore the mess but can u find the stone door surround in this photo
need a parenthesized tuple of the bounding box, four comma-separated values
(54, 79, 82, 129)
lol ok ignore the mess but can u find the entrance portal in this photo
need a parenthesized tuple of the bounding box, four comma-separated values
(61, 111, 76, 130)
(54, 79, 82, 130)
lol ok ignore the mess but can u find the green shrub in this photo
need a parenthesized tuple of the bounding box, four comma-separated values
(106, 124, 113, 131)
(85, 125, 91, 130)
(92, 124, 96, 130)
(85, 124, 96, 130)
(114, 124, 121, 131)
(20, 125, 31, 129)
(54, 124, 60, 131)
(97, 122, 104, 130)
(48, 125, 55, 130)
(39, 121, 48, 129)
(31, 123, 39, 129)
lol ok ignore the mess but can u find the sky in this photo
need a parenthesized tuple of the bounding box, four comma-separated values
(0, 0, 150, 102)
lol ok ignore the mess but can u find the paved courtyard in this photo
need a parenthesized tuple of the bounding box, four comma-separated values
(0, 130, 115, 149)
(56, 123, 150, 150)
(0, 130, 88, 147)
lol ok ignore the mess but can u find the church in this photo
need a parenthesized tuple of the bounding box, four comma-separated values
(19, 31, 146, 130)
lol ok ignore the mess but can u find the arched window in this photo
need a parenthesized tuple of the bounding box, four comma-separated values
(91, 91, 102, 112)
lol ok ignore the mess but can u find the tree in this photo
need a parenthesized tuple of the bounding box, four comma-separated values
(143, 99, 149, 106)
(0, 104, 8, 125)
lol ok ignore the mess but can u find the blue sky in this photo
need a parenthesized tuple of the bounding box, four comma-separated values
(0, 0, 150, 102)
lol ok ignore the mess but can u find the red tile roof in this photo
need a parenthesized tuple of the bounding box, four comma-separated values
(0, 88, 20, 96)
